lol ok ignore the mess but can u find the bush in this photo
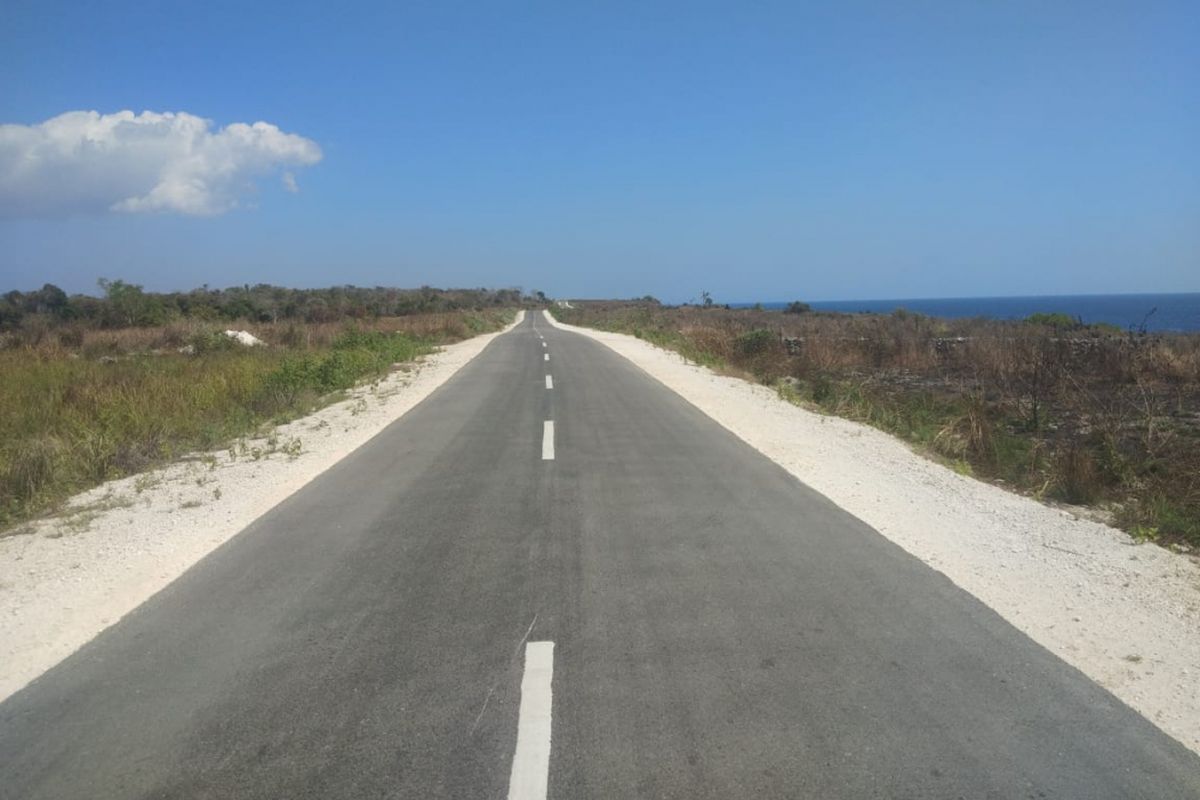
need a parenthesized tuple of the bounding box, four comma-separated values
(809, 375, 834, 405)
(260, 356, 318, 407)
(734, 329, 776, 356)
(784, 301, 811, 314)
(189, 329, 238, 355)
(1025, 312, 1080, 329)
(1052, 442, 1104, 505)
(56, 327, 85, 349)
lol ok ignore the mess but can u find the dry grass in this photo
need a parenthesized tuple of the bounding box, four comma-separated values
(559, 302, 1200, 548)
(6, 311, 501, 359)
(0, 309, 514, 531)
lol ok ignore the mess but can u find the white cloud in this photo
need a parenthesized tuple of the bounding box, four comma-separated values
(0, 110, 322, 218)
(281, 171, 300, 193)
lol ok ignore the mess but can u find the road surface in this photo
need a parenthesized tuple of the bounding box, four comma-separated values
(2, 312, 1197, 799)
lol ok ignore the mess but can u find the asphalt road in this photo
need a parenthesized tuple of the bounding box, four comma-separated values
(1, 312, 1197, 799)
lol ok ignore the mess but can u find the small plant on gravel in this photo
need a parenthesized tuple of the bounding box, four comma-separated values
(134, 474, 161, 494)
(1130, 525, 1160, 543)
(53, 510, 101, 536)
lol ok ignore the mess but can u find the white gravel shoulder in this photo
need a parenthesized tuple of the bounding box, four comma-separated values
(0, 311, 524, 702)
(546, 311, 1200, 755)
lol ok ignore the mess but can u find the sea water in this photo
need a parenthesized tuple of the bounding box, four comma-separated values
(736, 294, 1200, 333)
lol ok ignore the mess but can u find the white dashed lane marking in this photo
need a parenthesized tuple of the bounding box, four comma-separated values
(506, 641, 555, 800)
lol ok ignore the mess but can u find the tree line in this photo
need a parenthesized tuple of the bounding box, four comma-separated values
(1, 281, 543, 331)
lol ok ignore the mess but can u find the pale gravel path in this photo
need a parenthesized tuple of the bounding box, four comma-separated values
(546, 310, 1200, 755)
(0, 312, 524, 703)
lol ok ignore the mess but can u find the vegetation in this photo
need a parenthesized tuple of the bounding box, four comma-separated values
(555, 301, 1200, 549)
(1024, 311, 1081, 329)
(1, 281, 532, 334)
(0, 281, 522, 531)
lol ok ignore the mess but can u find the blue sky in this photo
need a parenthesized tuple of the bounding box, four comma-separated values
(1, 0, 1196, 302)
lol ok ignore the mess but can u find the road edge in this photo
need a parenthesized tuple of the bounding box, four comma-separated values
(0, 311, 526, 703)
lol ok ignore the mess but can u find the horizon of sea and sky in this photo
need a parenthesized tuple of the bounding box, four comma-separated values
(728, 293, 1200, 333)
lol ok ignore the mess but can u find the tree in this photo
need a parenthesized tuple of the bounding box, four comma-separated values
(97, 278, 165, 327)
(784, 301, 811, 314)
(35, 284, 69, 316)
(0, 291, 24, 329)
(701, 290, 714, 308)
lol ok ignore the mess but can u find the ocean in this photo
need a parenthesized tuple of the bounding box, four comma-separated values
(736, 294, 1200, 333)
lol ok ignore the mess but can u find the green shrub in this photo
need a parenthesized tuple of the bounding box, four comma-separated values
(734, 329, 776, 357)
(1025, 312, 1080, 329)
(809, 375, 834, 405)
(189, 329, 238, 355)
